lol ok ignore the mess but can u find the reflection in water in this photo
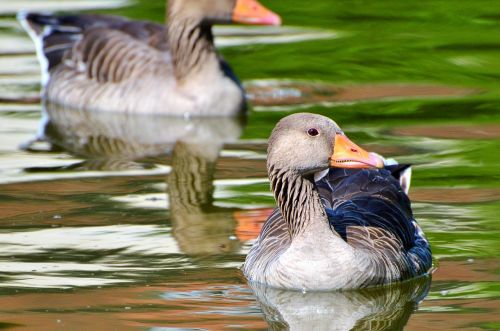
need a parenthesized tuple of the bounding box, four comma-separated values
(169, 141, 242, 254)
(250, 276, 431, 331)
(0, 0, 497, 328)
(38, 101, 245, 256)
(40, 102, 243, 163)
(246, 80, 475, 110)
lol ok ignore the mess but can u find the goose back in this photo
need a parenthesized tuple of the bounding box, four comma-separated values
(317, 168, 432, 281)
(244, 166, 432, 288)
(19, 12, 245, 115)
(19, 13, 168, 73)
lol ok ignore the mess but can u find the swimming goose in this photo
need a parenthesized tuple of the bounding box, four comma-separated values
(242, 113, 432, 290)
(18, 0, 281, 115)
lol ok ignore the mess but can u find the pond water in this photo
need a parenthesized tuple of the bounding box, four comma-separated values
(0, 0, 499, 330)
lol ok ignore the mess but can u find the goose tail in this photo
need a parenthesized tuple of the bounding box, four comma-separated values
(17, 11, 84, 85)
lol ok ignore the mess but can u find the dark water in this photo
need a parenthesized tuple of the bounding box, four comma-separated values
(0, 0, 499, 330)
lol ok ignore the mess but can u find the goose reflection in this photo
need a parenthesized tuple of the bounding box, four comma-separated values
(36, 101, 245, 255)
(168, 140, 242, 254)
(250, 275, 431, 331)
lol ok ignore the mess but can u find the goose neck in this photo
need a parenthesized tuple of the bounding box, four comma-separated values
(268, 166, 326, 238)
(167, 17, 217, 82)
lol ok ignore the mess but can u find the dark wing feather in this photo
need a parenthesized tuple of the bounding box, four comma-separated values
(246, 167, 431, 282)
(317, 168, 431, 276)
(384, 164, 412, 182)
(20, 12, 241, 89)
(243, 208, 290, 275)
(259, 208, 289, 240)
(19, 13, 168, 81)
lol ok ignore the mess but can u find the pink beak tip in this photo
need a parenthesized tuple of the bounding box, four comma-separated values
(263, 12, 282, 26)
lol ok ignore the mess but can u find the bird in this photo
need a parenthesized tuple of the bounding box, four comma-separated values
(18, 0, 281, 116)
(242, 113, 432, 290)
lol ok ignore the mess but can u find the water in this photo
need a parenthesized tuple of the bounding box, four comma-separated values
(0, 0, 499, 329)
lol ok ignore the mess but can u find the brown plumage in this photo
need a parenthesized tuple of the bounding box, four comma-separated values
(18, 0, 281, 115)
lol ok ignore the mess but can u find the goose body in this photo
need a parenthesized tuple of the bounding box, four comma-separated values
(19, 0, 281, 116)
(242, 113, 432, 290)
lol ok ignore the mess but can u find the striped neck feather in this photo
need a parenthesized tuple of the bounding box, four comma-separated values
(167, 18, 217, 82)
(268, 166, 326, 238)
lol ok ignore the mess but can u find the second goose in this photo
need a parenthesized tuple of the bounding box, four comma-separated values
(19, 0, 281, 115)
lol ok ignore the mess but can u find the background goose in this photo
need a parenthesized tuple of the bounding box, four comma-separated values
(18, 0, 281, 115)
(242, 113, 432, 290)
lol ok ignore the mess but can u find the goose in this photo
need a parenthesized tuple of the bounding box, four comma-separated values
(18, 0, 281, 116)
(242, 113, 432, 290)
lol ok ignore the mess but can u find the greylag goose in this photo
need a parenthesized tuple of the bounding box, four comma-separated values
(18, 0, 281, 116)
(243, 113, 432, 290)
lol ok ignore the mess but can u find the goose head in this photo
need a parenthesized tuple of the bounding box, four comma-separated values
(267, 113, 384, 177)
(169, 0, 281, 26)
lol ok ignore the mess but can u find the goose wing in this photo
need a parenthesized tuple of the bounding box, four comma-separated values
(19, 13, 169, 83)
(316, 167, 432, 275)
(243, 208, 291, 274)
(245, 166, 431, 280)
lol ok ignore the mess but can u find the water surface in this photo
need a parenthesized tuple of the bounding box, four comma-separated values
(0, 0, 499, 330)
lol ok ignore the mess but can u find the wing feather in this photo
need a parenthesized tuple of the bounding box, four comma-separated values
(243, 208, 290, 276)
(20, 13, 169, 84)
(318, 167, 431, 277)
(245, 167, 431, 284)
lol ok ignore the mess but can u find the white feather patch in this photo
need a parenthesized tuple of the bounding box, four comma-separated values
(17, 11, 50, 87)
(399, 166, 412, 195)
(314, 169, 329, 182)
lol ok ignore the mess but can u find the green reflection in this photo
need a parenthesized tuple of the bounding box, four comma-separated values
(0, 0, 498, 329)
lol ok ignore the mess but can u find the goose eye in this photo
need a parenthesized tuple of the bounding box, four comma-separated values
(307, 128, 319, 137)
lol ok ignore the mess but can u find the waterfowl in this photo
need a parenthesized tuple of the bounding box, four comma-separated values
(18, 0, 281, 116)
(242, 113, 432, 290)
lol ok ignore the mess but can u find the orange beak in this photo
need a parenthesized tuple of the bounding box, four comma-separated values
(232, 0, 282, 26)
(330, 134, 384, 169)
